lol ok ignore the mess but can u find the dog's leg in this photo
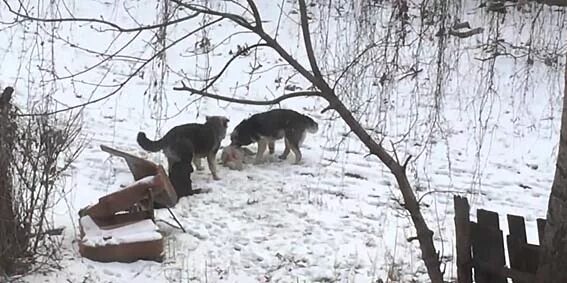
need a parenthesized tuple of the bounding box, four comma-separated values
(169, 161, 193, 198)
(167, 156, 193, 176)
(167, 142, 195, 174)
(279, 138, 291, 160)
(290, 144, 302, 164)
(287, 131, 303, 164)
(193, 156, 204, 171)
(167, 151, 194, 198)
(299, 130, 307, 146)
(207, 153, 221, 180)
(255, 139, 268, 164)
(268, 140, 275, 154)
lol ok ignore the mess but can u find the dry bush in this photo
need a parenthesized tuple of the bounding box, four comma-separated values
(0, 87, 83, 277)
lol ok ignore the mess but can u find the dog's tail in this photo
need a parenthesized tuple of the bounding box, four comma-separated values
(303, 115, 319, 134)
(137, 132, 164, 152)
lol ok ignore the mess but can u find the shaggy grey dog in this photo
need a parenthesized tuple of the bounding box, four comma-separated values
(137, 116, 229, 186)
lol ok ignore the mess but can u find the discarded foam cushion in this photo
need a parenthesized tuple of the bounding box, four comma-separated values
(80, 215, 162, 247)
(78, 215, 164, 262)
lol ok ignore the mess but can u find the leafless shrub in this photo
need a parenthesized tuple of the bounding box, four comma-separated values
(0, 87, 20, 277)
(0, 87, 83, 277)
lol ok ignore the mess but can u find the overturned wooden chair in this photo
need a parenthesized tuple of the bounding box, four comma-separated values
(77, 145, 178, 263)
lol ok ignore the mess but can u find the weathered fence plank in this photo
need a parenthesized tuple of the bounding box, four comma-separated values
(507, 215, 526, 276)
(454, 196, 473, 283)
(536, 218, 546, 244)
(507, 214, 538, 282)
(454, 196, 545, 283)
(472, 209, 507, 283)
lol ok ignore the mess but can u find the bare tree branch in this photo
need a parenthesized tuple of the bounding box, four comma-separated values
(448, 27, 484, 39)
(4, 0, 200, 33)
(173, 83, 322, 105)
(52, 31, 143, 81)
(391, 141, 401, 163)
(171, 0, 322, 91)
(246, 0, 262, 29)
(402, 155, 412, 170)
(16, 17, 223, 116)
(297, 0, 329, 90)
(171, 0, 253, 29)
(320, 105, 333, 113)
(333, 43, 378, 90)
(201, 43, 270, 91)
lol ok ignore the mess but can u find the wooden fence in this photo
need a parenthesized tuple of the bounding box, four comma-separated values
(454, 196, 546, 283)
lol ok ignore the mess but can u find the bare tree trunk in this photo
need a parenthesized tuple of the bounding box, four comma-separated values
(325, 95, 444, 283)
(536, 58, 567, 283)
(171, 1, 444, 281)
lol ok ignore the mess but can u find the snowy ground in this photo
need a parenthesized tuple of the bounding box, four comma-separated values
(1, 1, 565, 282)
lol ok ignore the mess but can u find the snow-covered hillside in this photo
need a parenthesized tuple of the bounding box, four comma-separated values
(1, 0, 565, 282)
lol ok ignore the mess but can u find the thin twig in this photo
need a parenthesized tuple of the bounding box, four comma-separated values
(321, 105, 334, 113)
(390, 141, 400, 164)
(417, 190, 463, 204)
(402, 155, 412, 170)
(202, 43, 270, 91)
(333, 43, 377, 90)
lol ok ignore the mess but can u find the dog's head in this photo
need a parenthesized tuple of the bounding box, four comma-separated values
(205, 116, 229, 137)
(230, 119, 254, 147)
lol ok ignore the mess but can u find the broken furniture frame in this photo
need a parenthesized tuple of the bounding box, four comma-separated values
(77, 145, 178, 263)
